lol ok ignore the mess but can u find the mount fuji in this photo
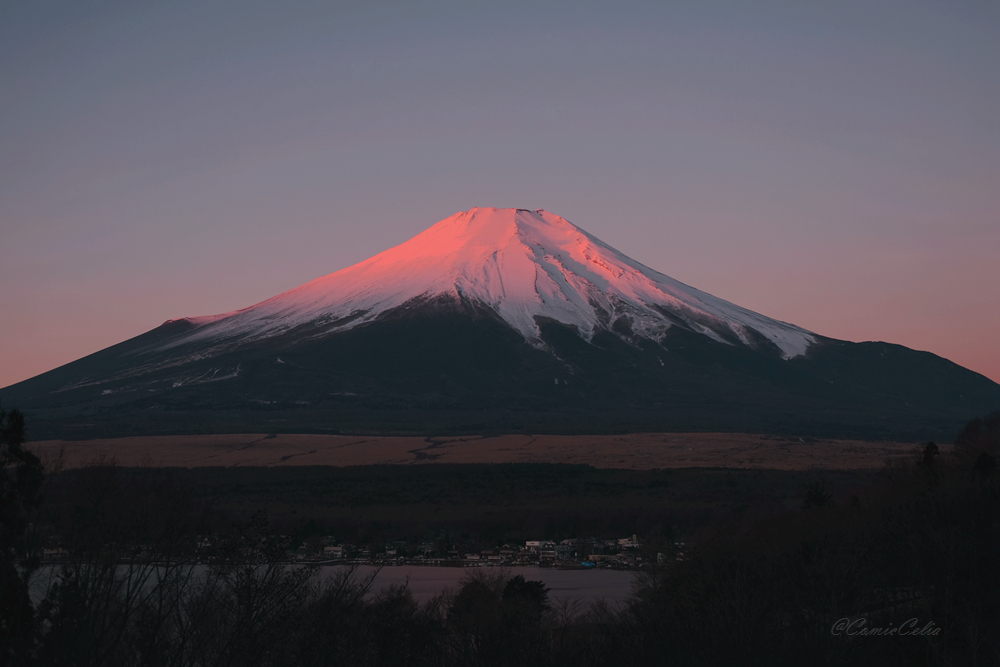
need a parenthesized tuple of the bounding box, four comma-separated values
(5, 207, 998, 440)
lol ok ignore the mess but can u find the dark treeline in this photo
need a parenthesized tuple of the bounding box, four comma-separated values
(2, 408, 999, 666)
(42, 462, 866, 554)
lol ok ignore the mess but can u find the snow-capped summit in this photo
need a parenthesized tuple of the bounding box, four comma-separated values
(169, 207, 815, 358)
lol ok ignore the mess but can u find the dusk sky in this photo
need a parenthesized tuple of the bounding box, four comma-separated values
(3, 0, 999, 389)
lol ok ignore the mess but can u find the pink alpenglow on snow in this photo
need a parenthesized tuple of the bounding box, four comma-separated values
(166, 208, 816, 359)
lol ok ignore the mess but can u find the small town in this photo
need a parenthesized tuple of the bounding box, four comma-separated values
(40, 534, 686, 570)
(286, 534, 665, 568)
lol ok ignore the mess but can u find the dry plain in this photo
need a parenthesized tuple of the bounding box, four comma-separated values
(28, 432, 929, 471)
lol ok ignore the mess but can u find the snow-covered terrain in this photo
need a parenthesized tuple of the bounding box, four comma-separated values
(163, 207, 815, 358)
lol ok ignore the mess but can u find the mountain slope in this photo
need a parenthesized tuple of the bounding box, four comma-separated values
(4, 207, 998, 441)
(159, 207, 814, 360)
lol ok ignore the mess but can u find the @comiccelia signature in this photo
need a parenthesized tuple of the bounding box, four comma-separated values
(831, 618, 941, 637)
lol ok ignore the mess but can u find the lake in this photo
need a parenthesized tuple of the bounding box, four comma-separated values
(341, 565, 639, 605)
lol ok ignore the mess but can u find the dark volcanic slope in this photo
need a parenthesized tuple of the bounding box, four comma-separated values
(5, 295, 998, 441)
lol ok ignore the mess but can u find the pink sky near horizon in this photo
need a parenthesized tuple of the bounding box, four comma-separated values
(2, 1, 999, 390)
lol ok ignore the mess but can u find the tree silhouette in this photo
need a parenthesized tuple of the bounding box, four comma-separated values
(921, 441, 939, 467)
(0, 407, 43, 665)
(801, 480, 832, 509)
(502, 575, 550, 616)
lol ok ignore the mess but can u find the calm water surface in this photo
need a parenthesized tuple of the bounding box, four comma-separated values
(337, 565, 638, 604)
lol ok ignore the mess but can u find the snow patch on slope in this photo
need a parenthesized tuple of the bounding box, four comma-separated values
(162, 208, 815, 359)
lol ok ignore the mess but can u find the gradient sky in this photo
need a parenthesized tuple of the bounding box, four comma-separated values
(3, 0, 999, 389)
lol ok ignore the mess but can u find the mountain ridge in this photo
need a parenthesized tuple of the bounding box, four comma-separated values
(155, 207, 815, 361)
(3, 207, 998, 441)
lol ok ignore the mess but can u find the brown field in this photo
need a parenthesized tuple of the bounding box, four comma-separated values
(28, 432, 930, 471)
